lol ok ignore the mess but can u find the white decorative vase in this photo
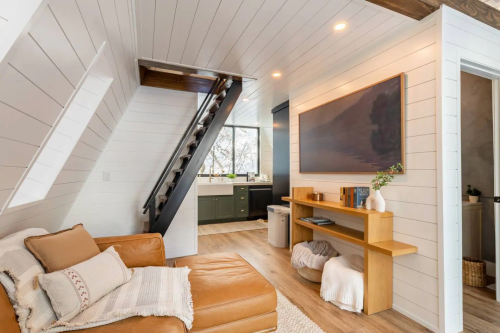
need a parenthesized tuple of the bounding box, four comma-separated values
(469, 196, 479, 203)
(373, 190, 386, 213)
(365, 191, 375, 210)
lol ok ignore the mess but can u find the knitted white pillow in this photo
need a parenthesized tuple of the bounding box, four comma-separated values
(38, 246, 132, 322)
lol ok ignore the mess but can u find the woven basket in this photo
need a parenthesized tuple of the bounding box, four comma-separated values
(297, 267, 323, 283)
(463, 256, 486, 287)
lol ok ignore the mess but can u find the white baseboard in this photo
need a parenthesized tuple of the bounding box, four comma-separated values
(486, 260, 496, 277)
(393, 304, 438, 332)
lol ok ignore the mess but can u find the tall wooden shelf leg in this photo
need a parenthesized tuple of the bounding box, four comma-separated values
(290, 187, 314, 249)
(364, 248, 393, 315)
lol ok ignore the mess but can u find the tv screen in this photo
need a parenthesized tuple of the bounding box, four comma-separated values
(299, 73, 405, 173)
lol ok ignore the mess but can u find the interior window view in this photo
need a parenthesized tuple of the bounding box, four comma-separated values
(1, 1, 500, 333)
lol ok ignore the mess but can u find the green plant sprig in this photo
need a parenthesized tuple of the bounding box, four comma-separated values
(371, 163, 404, 191)
(466, 184, 481, 196)
(226, 173, 237, 179)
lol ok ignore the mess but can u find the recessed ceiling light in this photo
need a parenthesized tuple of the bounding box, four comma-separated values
(334, 22, 347, 31)
(272, 72, 281, 78)
(255, 122, 259, 125)
(242, 97, 250, 102)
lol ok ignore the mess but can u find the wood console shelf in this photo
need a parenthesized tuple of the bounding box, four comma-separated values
(283, 187, 418, 315)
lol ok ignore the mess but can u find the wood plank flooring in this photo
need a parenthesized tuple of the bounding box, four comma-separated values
(463, 284, 500, 333)
(169, 229, 432, 333)
(169, 229, 500, 332)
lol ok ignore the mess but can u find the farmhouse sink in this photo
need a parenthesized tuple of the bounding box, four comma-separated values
(198, 183, 234, 196)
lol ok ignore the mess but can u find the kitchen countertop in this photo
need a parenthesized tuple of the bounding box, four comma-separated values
(197, 181, 273, 186)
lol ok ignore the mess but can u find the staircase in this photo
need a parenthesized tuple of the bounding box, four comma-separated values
(142, 77, 242, 236)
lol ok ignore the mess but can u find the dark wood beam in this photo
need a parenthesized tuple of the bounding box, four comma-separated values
(140, 66, 215, 93)
(366, 0, 500, 30)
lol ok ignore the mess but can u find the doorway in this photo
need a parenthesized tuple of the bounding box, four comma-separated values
(459, 66, 500, 330)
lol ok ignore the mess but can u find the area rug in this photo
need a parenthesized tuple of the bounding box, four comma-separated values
(198, 220, 267, 236)
(276, 291, 325, 333)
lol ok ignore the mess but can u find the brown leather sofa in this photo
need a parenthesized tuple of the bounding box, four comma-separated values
(0, 233, 277, 333)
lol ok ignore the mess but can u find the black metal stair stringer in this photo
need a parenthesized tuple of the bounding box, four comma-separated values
(150, 79, 242, 236)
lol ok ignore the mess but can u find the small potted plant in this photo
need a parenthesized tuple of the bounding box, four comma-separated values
(226, 173, 237, 182)
(466, 185, 481, 203)
(367, 163, 404, 212)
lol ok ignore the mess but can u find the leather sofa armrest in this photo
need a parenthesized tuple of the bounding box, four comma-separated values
(94, 233, 166, 268)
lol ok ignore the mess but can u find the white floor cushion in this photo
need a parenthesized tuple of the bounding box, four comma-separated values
(320, 254, 364, 313)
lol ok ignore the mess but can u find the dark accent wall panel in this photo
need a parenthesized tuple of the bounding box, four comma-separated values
(272, 101, 290, 205)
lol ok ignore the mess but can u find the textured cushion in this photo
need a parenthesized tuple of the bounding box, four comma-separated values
(0, 228, 57, 333)
(175, 253, 277, 332)
(25, 224, 101, 273)
(39, 246, 132, 322)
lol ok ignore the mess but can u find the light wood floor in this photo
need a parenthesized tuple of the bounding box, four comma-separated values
(170, 228, 500, 332)
(463, 284, 500, 333)
(171, 229, 433, 333)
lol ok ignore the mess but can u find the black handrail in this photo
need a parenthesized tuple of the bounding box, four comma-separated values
(142, 78, 222, 213)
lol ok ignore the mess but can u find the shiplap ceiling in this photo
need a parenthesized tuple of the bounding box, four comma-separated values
(480, 0, 500, 9)
(135, 0, 414, 126)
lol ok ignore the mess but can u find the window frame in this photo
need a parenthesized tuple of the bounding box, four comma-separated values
(199, 125, 260, 177)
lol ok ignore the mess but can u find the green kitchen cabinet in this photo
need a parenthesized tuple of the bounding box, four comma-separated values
(198, 195, 235, 221)
(215, 196, 235, 219)
(198, 197, 216, 221)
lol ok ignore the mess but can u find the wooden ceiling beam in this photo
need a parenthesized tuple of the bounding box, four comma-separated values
(366, 0, 500, 30)
(140, 66, 216, 94)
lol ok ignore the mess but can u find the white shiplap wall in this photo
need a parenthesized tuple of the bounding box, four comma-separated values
(63, 86, 199, 259)
(0, 0, 137, 237)
(437, 6, 500, 333)
(289, 15, 439, 331)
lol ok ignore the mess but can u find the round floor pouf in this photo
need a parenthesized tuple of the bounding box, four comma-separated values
(463, 256, 486, 287)
(297, 267, 323, 283)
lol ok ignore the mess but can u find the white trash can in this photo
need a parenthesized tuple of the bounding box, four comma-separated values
(267, 205, 290, 248)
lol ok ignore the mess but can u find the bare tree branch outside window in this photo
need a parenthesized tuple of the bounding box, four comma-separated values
(199, 126, 259, 175)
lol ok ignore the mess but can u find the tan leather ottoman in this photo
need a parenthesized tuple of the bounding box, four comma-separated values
(175, 253, 278, 333)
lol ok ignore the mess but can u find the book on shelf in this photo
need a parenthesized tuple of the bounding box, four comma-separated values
(340, 187, 370, 208)
(300, 217, 335, 225)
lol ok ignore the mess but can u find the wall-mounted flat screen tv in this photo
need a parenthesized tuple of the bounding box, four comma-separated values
(299, 73, 405, 173)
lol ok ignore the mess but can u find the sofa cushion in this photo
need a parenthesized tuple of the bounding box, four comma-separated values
(25, 224, 100, 273)
(39, 246, 132, 322)
(0, 283, 20, 333)
(175, 253, 277, 332)
(70, 316, 186, 333)
(94, 233, 166, 268)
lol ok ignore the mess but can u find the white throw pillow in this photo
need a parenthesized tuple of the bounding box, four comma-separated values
(38, 246, 132, 322)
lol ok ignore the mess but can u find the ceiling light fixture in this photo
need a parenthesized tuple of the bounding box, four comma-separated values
(242, 97, 250, 102)
(272, 72, 281, 78)
(334, 22, 347, 31)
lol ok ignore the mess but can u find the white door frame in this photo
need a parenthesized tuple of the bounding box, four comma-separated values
(459, 58, 500, 302)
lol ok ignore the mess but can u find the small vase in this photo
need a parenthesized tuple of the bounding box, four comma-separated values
(373, 190, 386, 213)
(365, 191, 375, 210)
(469, 196, 479, 203)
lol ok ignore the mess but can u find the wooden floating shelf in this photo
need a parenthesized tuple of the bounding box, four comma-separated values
(284, 187, 419, 315)
(283, 197, 393, 218)
(293, 218, 365, 247)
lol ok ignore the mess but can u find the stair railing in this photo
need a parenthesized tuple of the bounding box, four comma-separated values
(142, 78, 223, 215)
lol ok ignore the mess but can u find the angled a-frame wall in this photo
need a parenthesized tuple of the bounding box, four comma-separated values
(0, 0, 137, 237)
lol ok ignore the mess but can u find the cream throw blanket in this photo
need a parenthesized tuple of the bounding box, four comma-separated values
(291, 241, 338, 271)
(0, 229, 194, 333)
(320, 255, 364, 313)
